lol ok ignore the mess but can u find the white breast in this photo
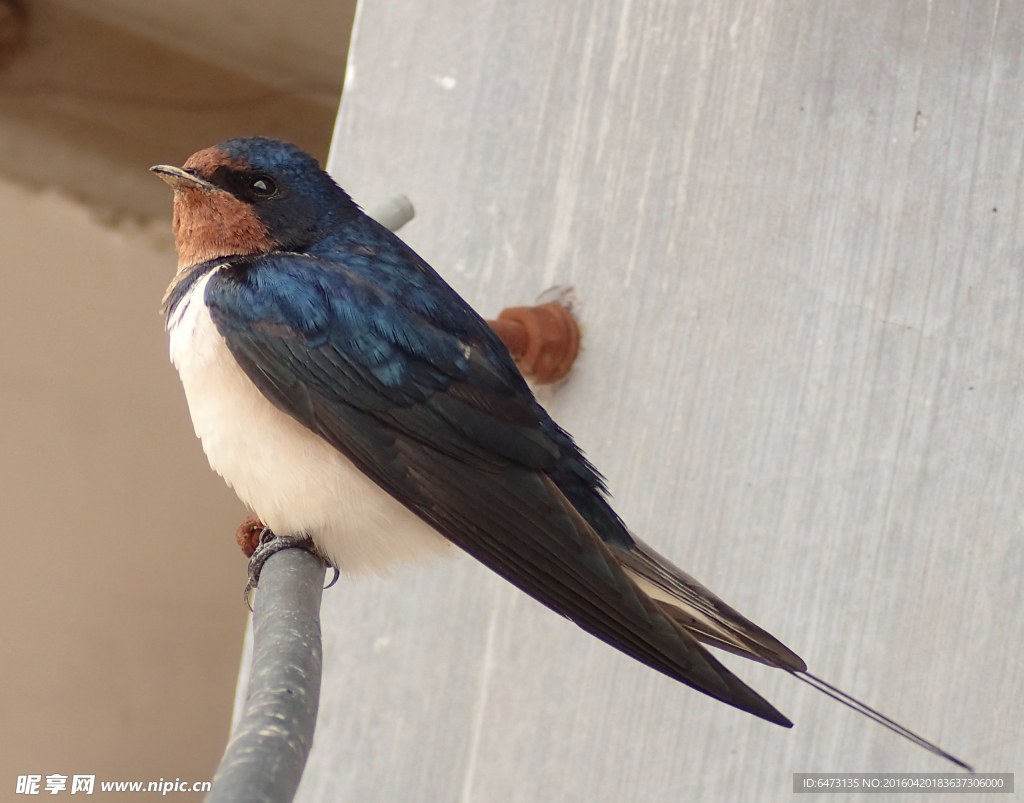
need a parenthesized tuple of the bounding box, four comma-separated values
(167, 270, 450, 573)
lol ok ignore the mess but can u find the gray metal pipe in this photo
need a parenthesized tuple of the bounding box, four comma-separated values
(205, 195, 413, 802)
(207, 548, 326, 803)
(366, 193, 415, 232)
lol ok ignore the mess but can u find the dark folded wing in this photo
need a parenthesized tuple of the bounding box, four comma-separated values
(204, 250, 792, 726)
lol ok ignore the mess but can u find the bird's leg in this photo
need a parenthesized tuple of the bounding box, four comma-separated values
(238, 516, 339, 609)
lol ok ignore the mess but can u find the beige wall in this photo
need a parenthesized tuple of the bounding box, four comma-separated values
(0, 0, 356, 794)
(0, 176, 248, 794)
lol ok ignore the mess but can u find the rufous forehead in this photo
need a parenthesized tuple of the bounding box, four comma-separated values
(182, 147, 251, 179)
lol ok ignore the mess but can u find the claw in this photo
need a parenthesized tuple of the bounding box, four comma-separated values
(242, 526, 338, 609)
(244, 528, 310, 608)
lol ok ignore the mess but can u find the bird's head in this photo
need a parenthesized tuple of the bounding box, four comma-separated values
(152, 137, 353, 269)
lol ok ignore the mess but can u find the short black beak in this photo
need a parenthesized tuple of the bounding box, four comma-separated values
(150, 165, 216, 191)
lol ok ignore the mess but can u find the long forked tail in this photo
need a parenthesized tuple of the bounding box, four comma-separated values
(611, 534, 973, 771)
(792, 671, 973, 772)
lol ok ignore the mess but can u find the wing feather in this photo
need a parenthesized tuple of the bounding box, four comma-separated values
(613, 535, 806, 671)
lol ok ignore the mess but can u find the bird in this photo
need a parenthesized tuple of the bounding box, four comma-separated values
(153, 136, 969, 769)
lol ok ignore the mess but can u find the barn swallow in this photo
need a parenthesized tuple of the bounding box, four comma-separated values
(153, 137, 969, 769)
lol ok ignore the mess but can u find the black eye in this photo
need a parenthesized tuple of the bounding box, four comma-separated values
(248, 175, 277, 197)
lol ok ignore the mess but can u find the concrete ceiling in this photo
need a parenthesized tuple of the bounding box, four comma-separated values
(53, 0, 350, 106)
(0, 0, 355, 220)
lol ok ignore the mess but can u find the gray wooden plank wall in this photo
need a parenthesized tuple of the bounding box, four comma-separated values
(281, 0, 1022, 799)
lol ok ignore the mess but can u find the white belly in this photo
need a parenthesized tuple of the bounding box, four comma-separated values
(167, 270, 450, 573)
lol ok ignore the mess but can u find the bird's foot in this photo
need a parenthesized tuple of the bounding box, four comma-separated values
(242, 522, 339, 610)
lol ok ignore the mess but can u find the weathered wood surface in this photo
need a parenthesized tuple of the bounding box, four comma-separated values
(286, 1, 1022, 799)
